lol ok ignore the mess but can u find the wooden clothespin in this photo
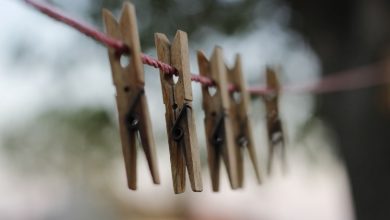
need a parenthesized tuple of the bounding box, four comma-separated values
(263, 67, 285, 174)
(226, 55, 261, 187)
(197, 47, 239, 191)
(102, 3, 160, 190)
(154, 31, 203, 194)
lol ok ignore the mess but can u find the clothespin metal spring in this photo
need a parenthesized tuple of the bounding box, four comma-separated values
(171, 104, 191, 142)
(125, 88, 144, 131)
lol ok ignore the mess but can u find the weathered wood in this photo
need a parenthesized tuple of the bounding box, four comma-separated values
(263, 67, 285, 174)
(155, 31, 202, 194)
(197, 48, 239, 191)
(103, 3, 160, 190)
(226, 55, 261, 187)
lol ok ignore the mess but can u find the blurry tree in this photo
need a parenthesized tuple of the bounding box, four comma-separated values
(3, 108, 119, 179)
(87, 0, 273, 48)
(286, 0, 390, 219)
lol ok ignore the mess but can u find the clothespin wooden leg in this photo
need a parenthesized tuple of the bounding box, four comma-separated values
(266, 121, 276, 175)
(103, 3, 160, 190)
(155, 31, 202, 194)
(129, 138, 137, 187)
(138, 95, 160, 181)
(198, 48, 239, 191)
(209, 144, 222, 191)
(227, 55, 261, 187)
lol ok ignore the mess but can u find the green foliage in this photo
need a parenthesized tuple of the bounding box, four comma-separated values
(2, 108, 120, 175)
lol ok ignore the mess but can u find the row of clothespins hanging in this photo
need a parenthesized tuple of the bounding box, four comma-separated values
(103, 3, 285, 194)
(22, 0, 390, 194)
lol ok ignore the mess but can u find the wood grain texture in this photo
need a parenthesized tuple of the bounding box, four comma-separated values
(226, 55, 261, 187)
(197, 48, 239, 192)
(155, 31, 202, 194)
(103, 3, 160, 190)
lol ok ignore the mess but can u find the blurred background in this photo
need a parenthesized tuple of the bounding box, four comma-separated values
(0, 0, 389, 219)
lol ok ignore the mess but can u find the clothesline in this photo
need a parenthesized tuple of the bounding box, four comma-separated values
(23, 0, 389, 95)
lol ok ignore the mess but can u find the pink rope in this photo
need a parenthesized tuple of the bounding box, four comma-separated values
(141, 54, 178, 75)
(24, 0, 389, 96)
(191, 74, 215, 87)
(282, 64, 387, 94)
(24, 0, 129, 54)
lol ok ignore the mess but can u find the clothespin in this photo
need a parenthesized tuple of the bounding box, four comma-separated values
(102, 3, 160, 190)
(154, 31, 203, 194)
(263, 67, 286, 174)
(226, 55, 261, 187)
(197, 47, 239, 191)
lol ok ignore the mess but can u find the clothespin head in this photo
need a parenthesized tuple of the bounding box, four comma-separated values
(197, 47, 239, 191)
(263, 67, 286, 175)
(155, 31, 203, 194)
(227, 55, 261, 187)
(103, 2, 160, 190)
